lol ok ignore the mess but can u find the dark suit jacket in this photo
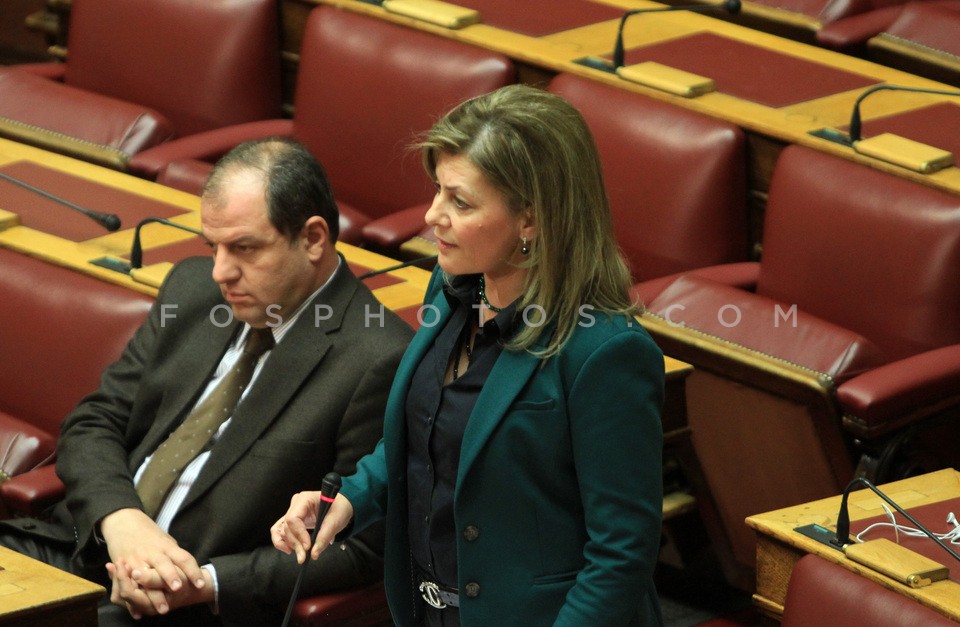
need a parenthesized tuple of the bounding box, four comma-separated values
(4, 255, 412, 626)
(343, 268, 665, 626)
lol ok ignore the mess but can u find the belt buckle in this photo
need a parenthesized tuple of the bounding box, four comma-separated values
(419, 580, 447, 609)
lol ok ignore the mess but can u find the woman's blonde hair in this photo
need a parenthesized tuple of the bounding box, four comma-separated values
(419, 84, 638, 358)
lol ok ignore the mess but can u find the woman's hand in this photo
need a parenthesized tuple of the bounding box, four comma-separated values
(271, 492, 354, 564)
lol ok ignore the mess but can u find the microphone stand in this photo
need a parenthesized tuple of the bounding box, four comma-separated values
(357, 254, 437, 280)
(280, 472, 342, 627)
(576, 0, 742, 72)
(847, 84, 960, 143)
(833, 477, 960, 564)
(129, 217, 203, 269)
(810, 84, 960, 147)
(0, 171, 121, 231)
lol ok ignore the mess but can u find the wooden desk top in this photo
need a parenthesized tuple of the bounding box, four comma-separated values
(0, 138, 430, 315)
(746, 468, 960, 620)
(0, 546, 102, 624)
(312, 0, 960, 196)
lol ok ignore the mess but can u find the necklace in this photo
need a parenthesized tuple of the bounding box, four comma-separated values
(452, 321, 474, 380)
(478, 275, 503, 313)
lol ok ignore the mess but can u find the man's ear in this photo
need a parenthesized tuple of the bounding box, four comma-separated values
(302, 215, 331, 262)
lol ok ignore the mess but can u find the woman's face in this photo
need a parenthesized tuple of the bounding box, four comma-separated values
(424, 153, 532, 282)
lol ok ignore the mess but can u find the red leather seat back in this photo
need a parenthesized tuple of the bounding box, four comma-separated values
(0, 248, 153, 437)
(292, 6, 516, 222)
(782, 554, 957, 626)
(65, 0, 281, 136)
(549, 73, 748, 282)
(757, 145, 960, 361)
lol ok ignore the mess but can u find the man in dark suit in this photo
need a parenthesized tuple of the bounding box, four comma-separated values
(0, 137, 413, 625)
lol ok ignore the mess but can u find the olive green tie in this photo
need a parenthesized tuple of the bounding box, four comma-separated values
(136, 327, 274, 518)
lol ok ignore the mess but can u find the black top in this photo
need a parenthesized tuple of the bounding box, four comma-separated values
(405, 274, 517, 588)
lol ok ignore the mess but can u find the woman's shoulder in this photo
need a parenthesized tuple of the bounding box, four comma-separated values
(559, 308, 662, 364)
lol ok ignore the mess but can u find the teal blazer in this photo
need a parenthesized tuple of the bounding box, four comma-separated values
(342, 269, 665, 626)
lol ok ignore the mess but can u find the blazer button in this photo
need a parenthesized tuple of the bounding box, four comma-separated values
(464, 582, 480, 598)
(463, 525, 479, 542)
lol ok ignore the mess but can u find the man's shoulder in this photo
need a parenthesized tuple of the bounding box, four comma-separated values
(156, 257, 219, 305)
(339, 278, 414, 347)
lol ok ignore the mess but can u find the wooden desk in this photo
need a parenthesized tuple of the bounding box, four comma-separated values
(0, 546, 103, 625)
(0, 138, 430, 317)
(745, 468, 960, 622)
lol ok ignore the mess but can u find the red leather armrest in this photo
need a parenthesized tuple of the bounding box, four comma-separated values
(0, 464, 65, 518)
(0, 68, 174, 168)
(0, 411, 55, 481)
(14, 62, 66, 81)
(127, 118, 293, 179)
(838, 344, 960, 437)
(633, 261, 760, 306)
(815, 5, 906, 50)
(361, 203, 433, 250)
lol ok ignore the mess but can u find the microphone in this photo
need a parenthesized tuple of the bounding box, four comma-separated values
(832, 477, 960, 565)
(848, 84, 960, 143)
(611, 0, 741, 70)
(280, 472, 342, 627)
(0, 171, 121, 231)
(129, 217, 203, 269)
(357, 254, 438, 280)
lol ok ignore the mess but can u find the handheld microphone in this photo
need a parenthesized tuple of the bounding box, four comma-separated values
(611, 0, 741, 70)
(357, 254, 438, 280)
(280, 472, 342, 627)
(831, 477, 960, 565)
(129, 217, 203, 269)
(0, 171, 121, 231)
(847, 84, 960, 143)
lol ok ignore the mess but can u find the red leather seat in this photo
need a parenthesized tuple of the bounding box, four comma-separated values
(0, 247, 153, 517)
(637, 144, 960, 586)
(0, 0, 281, 170)
(142, 6, 516, 250)
(292, 580, 390, 626)
(548, 73, 748, 286)
(782, 554, 957, 626)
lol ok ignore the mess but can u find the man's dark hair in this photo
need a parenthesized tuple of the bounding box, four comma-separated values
(202, 137, 340, 243)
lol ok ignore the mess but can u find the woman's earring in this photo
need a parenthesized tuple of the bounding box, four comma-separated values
(521, 237, 530, 255)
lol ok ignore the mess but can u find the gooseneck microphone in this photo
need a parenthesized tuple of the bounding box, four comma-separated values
(129, 217, 203, 269)
(848, 84, 960, 143)
(280, 472, 342, 627)
(0, 171, 121, 231)
(834, 477, 960, 565)
(612, 0, 742, 70)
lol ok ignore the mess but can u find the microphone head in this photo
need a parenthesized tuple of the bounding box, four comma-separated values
(102, 214, 122, 232)
(320, 472, 342, 497)
(725, 0, 742, 14)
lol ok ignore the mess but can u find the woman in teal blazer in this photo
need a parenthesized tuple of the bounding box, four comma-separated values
(273, 85, 665, 626)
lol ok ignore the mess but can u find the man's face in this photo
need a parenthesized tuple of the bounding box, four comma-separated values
(201, 170, 318, 328)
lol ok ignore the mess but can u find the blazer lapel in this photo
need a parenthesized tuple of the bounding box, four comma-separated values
(456, 346, 541, 487)
(177, 261, 353, 512)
